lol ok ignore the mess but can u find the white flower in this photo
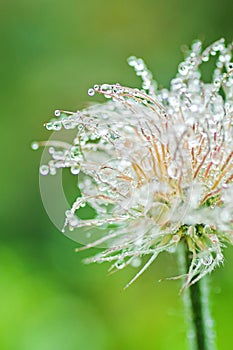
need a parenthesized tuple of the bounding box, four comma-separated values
(36, 38, 233, 289)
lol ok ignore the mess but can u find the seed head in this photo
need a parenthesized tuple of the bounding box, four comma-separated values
(35, 38, 233, 289)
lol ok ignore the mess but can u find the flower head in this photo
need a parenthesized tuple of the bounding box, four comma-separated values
(35, 38, 233, 289)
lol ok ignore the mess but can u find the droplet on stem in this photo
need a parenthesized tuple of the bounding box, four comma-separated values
(31, 142, 39, 150)
(88, 88, 95, 96)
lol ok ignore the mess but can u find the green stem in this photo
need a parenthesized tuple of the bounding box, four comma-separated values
(189, 279, 206, 349)
(179, 243, 217, 350)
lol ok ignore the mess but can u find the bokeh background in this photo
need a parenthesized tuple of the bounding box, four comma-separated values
(1, 0, 233, 349)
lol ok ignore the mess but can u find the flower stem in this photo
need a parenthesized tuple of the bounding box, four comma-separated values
(188, 277, 211, 349)
(179, 243, 217, 350)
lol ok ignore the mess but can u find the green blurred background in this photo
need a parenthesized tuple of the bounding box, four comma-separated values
(1, 0, 233, 349)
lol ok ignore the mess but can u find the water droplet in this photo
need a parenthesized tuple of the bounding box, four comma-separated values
(53, 121, 62, 131)
(166, 246, 176, 253)
(31, 142, 39, 150)
(131, 257, 142, 268)
(54, 110, 61, 117)
(201, 255, 213, 266)
(69, 215, 79, 226)
(50, 167, 56, 175)
(53, 150, 65, 160)
(190, 104, 198, 113)
(171, 78, 183, 91)
(98, 128, 108, 137)
(40, 165, 49, 175)
(217, 253, 223, 261)
(202, 54, 209, 62)
(71, 165, 80, 175)
(160, 110, 168, 118)
(93, 84, 99, 91)
(167, 162, 180, 179)
(135, 58, 144, 71)
(227, 62, 233, 70)
(65, 210, 72, 218)
(100, 84, 112, 95)
(172, 234, 180, 243)
(115, 260, 125, 269)
(55, 161, 64, 168)
(46, 122, 53, 130)
(203, 225, 212, 234)
(88, 88, 95, 96)
(178, 62, 189, 76)
(63, 120, 73, 129)
(127, 56, 137, 67)
(192, 40, 202, 53)
(78, 124, 84, 131)
(214, 78, 221, 87)
(210, 49, 217, 56)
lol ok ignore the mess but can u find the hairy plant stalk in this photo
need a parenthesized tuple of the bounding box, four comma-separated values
(180, 242, 217, 350)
